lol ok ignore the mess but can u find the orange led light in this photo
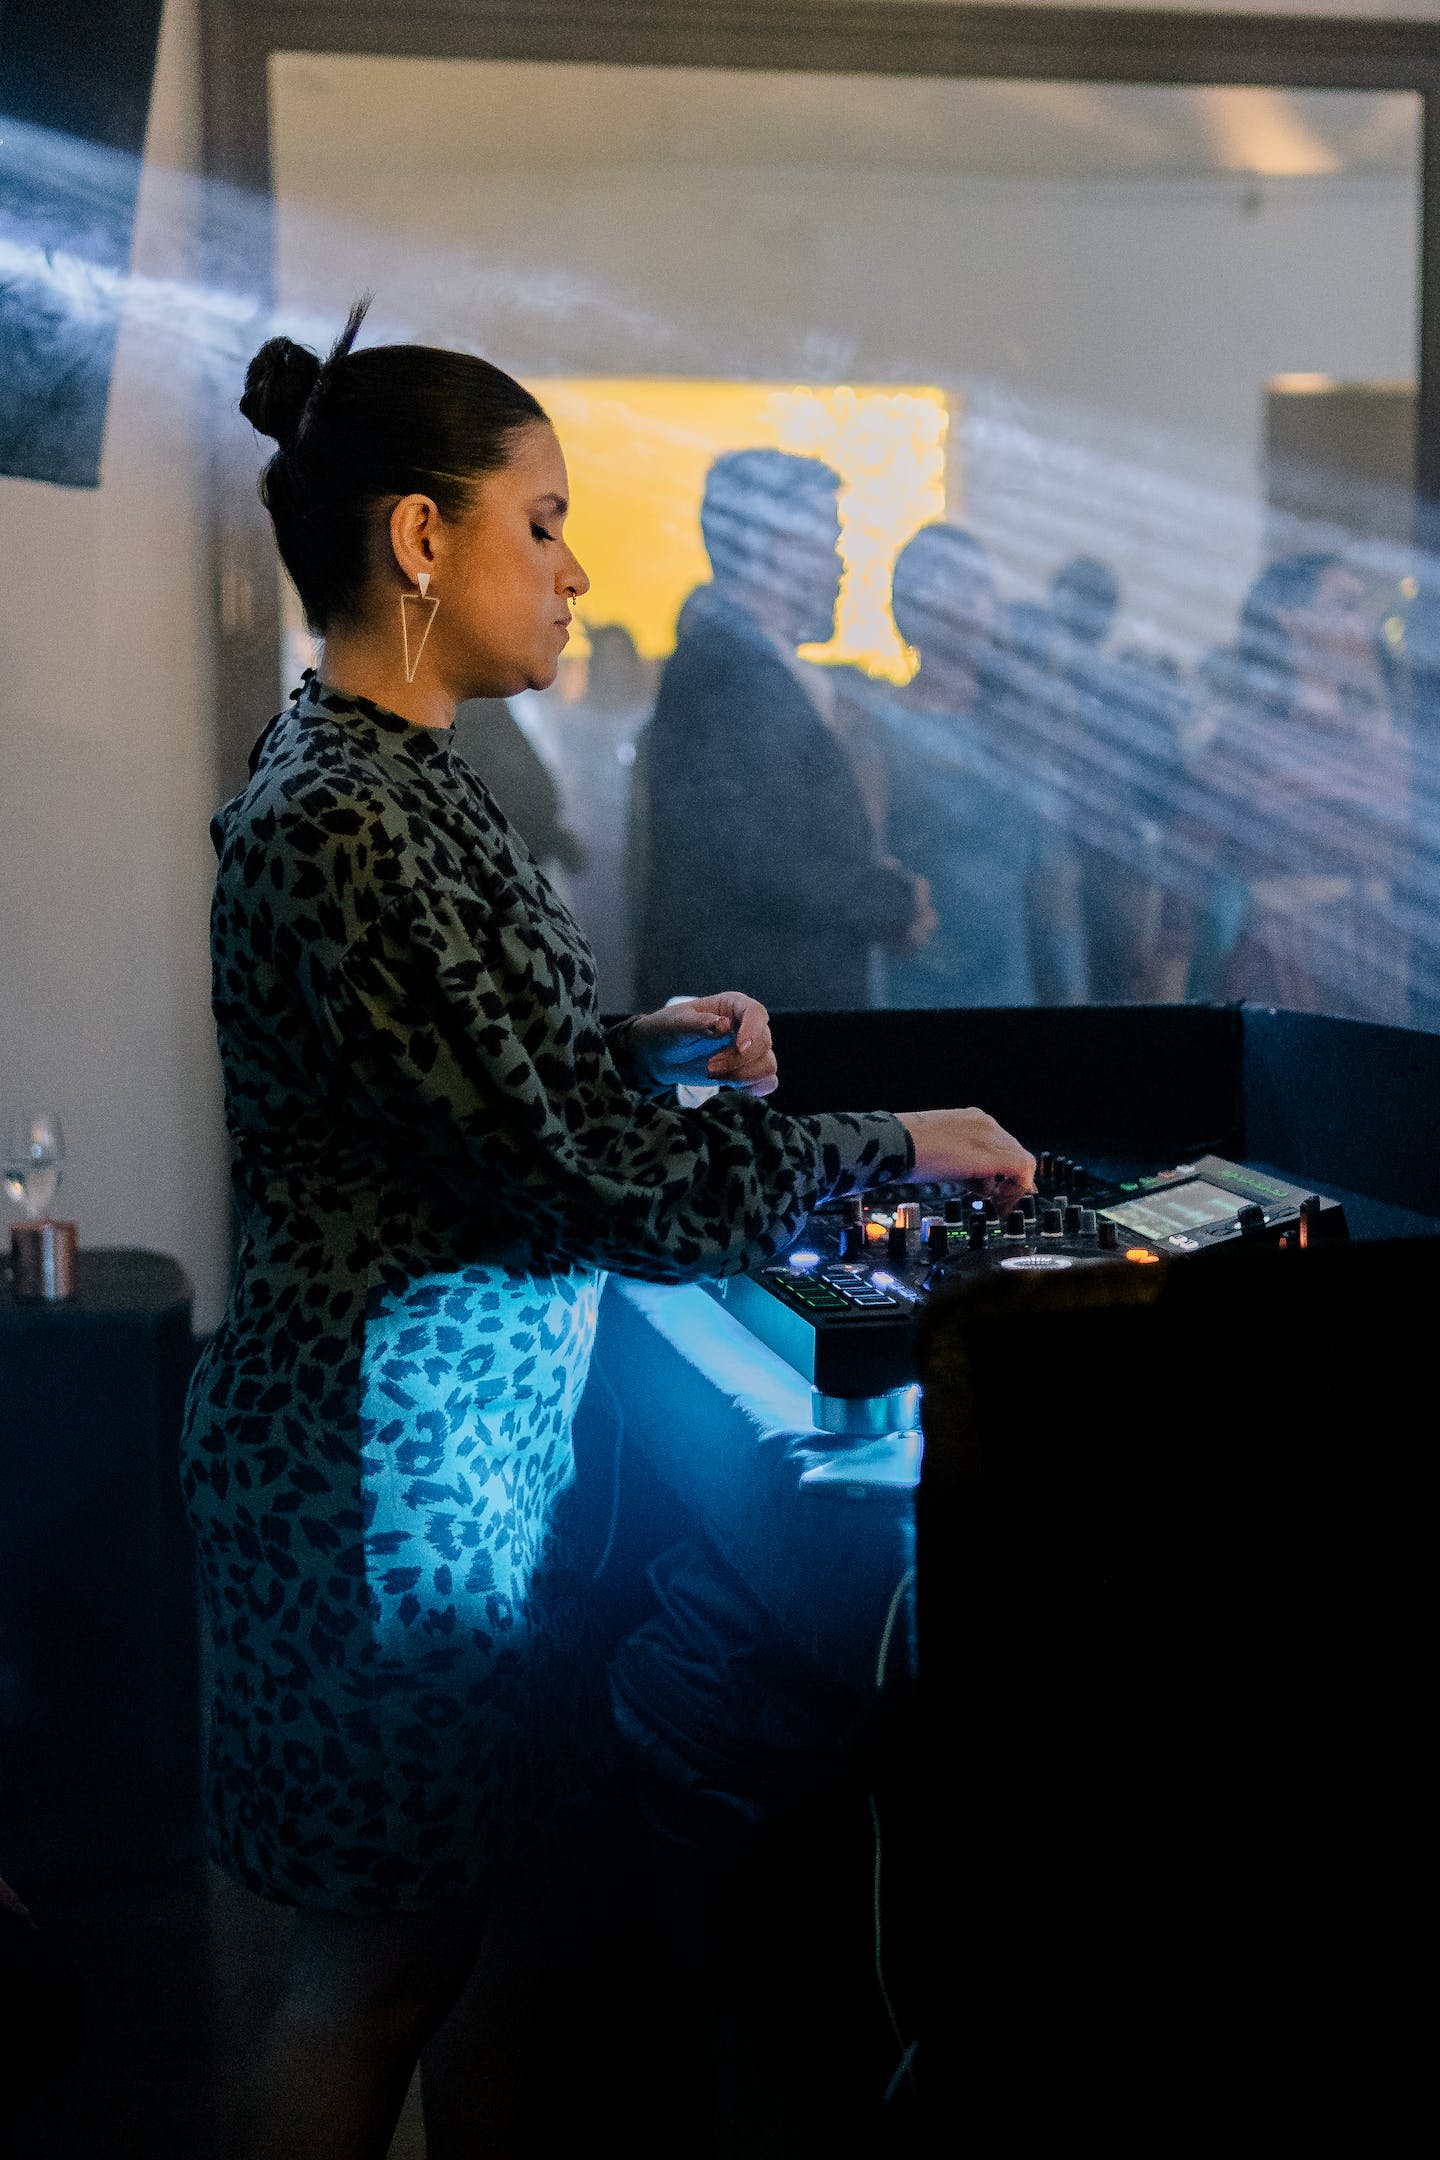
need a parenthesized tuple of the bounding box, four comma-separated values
(865, 1220, 889, 1243)
(1125, 1247, 1161, 1265)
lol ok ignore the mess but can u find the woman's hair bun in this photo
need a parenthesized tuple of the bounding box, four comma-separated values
(240, 335, 323, 446)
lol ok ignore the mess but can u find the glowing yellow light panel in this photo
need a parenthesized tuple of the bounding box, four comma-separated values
(531, 379, 954, 682)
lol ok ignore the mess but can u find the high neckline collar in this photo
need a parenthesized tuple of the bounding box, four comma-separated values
(291, 671, 454, 760)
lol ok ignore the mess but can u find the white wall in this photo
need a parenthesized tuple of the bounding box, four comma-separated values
(0, 0, 231, 1330)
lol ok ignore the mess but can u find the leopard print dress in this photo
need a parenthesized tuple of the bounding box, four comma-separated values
(182, 672, 913, 1913)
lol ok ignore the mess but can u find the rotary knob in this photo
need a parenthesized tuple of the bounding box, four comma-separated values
(1041, 1206, 1064, 1238)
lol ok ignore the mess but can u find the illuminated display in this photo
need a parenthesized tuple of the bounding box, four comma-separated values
(1101, 1180, 1243, 1242)
(529, 378, 952, 681)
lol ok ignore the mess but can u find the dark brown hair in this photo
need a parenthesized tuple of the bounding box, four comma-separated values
(240, 297, 548, 632)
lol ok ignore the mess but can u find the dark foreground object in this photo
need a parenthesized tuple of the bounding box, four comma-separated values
(914, 1240, 1438, 2154)
(0, 1251, 199, 1888)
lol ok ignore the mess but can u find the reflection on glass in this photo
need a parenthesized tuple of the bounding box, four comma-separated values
(269, 58, 1430, 1025)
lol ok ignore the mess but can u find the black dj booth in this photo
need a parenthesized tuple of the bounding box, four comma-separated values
(1, 1002, 1434, 2151)
(576, 1001, 1440, 2154)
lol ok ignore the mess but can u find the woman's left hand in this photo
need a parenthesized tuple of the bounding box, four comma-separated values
(629, 993, 778, 1097)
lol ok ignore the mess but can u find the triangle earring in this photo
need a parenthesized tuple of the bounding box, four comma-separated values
(401, 574, 439, 683)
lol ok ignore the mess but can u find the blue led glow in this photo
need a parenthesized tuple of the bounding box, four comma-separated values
(787, 1249, 821, 1269)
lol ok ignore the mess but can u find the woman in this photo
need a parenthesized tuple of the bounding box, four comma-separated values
(184, 301, 1033, 2159)
(1170, 554, 1411, 1022)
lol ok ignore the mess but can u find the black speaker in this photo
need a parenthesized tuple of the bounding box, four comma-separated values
(915, 1242, 1438, 2153)
(0, 0, 166, 486)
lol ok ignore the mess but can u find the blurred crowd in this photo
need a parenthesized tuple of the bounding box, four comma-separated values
(460, 447, 1440, 1030)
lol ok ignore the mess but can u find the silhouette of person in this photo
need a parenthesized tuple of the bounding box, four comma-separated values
(1395, 574, 1440, 1025)
(561, 622, 654, 1010)
(1044, 554, 1180, 1002)
(982, 596, 1087, 1003)
(1050, 554, 1121, 653)
(452, 697, 586, 875)
(634, 449, 932, 1011)
(862, 524, 1068, 1007)
(1168, 554, 1410, 1022)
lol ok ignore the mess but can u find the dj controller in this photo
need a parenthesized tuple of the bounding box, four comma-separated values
(711, 1151, 1347, 1428)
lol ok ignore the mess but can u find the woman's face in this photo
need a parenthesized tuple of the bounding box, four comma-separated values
(436, 420, 589, 699)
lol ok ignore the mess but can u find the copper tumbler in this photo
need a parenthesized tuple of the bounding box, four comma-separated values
(11, 1219, 78, 1300)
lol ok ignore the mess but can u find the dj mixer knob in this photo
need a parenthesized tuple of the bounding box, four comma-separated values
(725, 1151, 1349, 1411)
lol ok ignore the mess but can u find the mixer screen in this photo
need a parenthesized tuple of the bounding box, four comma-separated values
(1099, 1180, 1242, 1242)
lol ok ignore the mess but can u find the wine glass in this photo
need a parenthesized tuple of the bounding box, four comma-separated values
(2, 1110, 66, 1219)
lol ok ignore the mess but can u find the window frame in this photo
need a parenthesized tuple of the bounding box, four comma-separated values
(198, 0, 1440, 793)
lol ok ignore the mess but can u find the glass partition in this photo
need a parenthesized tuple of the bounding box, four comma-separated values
(270, 56, 1430, 1024)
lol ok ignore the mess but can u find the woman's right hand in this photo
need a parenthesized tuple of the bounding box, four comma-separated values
(897, 1107, 1037, 1207)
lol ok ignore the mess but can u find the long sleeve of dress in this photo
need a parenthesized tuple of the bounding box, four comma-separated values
(319, 882, 912, 1282)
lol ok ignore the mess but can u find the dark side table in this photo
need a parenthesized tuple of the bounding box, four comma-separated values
(0, 1249, 200, 1888)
